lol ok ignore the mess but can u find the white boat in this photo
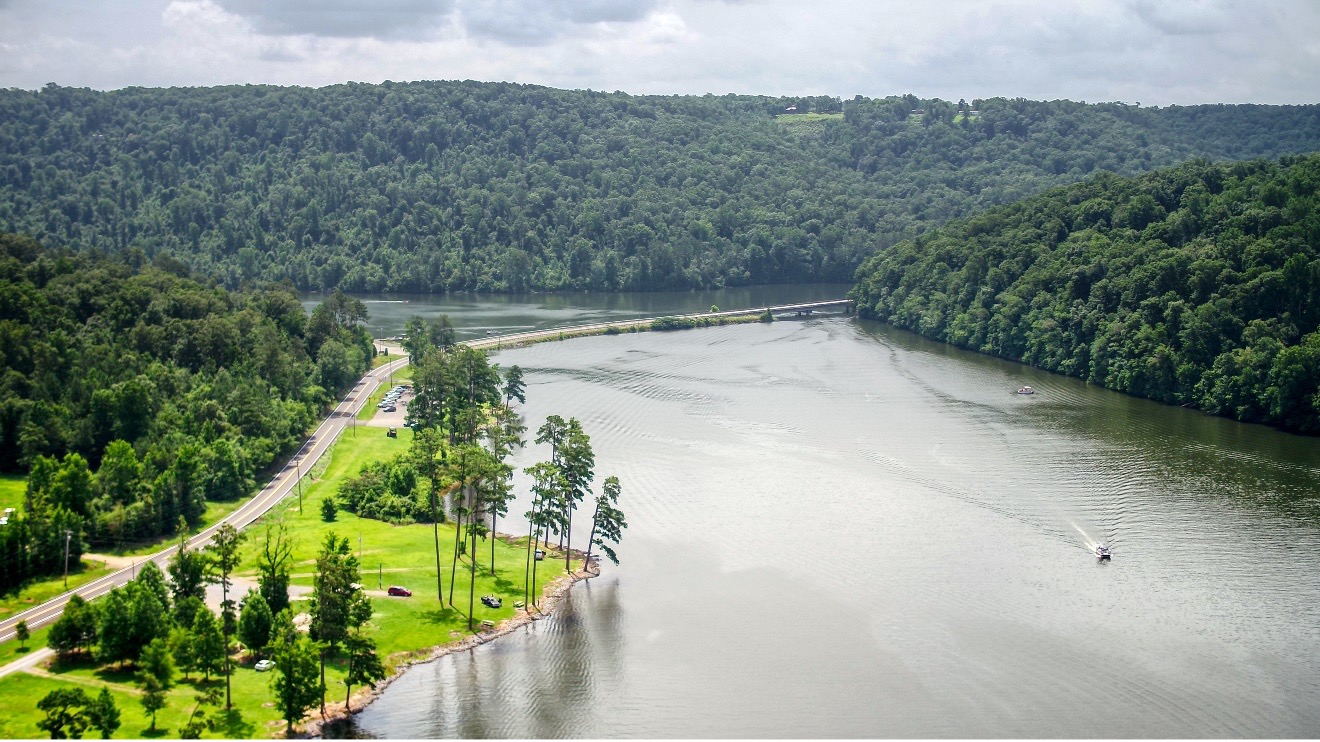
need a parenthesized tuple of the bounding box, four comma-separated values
(1017, 386, 1035, 395)
(1095, 543, 1112, 560)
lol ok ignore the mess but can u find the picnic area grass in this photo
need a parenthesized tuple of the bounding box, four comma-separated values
(0, 422, 572, 738)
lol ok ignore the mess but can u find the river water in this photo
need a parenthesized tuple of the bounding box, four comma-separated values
(326, 289, 1320, 738)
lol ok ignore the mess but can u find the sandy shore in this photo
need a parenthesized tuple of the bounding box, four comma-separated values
(298, 549, 600, 738)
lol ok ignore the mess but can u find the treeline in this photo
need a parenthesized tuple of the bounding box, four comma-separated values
(1, 82, 1318, 292)
(0, 234, 373, 589)
(851, 155, 1320, 433)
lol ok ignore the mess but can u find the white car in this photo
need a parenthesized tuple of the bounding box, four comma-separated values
(254, 659, 274, 672)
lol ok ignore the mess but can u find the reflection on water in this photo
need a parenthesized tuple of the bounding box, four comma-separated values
(345, 316, 1320, 738)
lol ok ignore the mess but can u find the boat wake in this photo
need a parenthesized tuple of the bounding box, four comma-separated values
(1071, 522, 1114, 558)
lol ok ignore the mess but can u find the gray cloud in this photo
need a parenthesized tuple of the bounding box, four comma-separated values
(216, 0, 455, 40)
(1132, 0, 1237, 36)
(458, 0, 659, 46)
(0, 0, 1315, 105)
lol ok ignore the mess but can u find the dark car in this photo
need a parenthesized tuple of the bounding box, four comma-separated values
(480, 595, 502, 608)
(387, 586, 412, 597)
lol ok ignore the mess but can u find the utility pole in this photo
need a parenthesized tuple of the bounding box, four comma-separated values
(378, 563, 382, 590)
(62, 529, 72, 588)
(358, 533, 362, 560)
(296, 457, 303, 514)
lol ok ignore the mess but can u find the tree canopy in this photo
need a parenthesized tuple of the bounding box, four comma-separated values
(1, 83, 1318, 293)
(0, 234, 373, 585)
(852, 154, 1320, 434)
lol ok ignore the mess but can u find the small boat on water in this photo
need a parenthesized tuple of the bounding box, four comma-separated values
(1017, 386, 1035, 395)
(1095, 543, 1112, 560)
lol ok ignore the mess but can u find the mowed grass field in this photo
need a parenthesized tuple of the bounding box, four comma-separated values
(0, 426, 576, 738)
(0, 474, 24, 512)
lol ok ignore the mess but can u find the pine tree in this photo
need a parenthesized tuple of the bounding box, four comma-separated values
(86, 687, 121, 740)
(238, 589, 273, 657)
(191, 609, 225, 681)
(269, 609, 323, 736)
(342, 630, 386, 712)
(206, 523, 245, 709)
(36, 688, 91, 740)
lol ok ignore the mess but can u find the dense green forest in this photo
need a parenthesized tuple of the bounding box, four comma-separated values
(0, 233, 374, 588)
(851, 155, 1320, 434)
(1, 81, 1318, 292)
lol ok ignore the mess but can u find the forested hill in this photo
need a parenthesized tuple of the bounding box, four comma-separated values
(851, 155, 1320, 434)
(0, 233, 374, 569)
(1, 82, 1319, 293)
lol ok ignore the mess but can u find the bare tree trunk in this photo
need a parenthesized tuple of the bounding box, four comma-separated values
(448, 505, 462, 606)
(585, 502, 600, 564)
(319, 652, 327, 716)
(433, 503, 444, 603)
(524, 515, 535, 609)
(564, 506, 573, 572)
(468, 522, 477, 631)
(531, 514, 542, 608)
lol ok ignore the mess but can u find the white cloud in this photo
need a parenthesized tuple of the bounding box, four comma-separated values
(0, 0, 1314, 104)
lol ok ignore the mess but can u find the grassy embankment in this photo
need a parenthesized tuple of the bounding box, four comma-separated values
(774, 112, 844, 123)
(0, 426, 573, 738)
(0, 474, 24, 511)
(774, 112, 844, 137)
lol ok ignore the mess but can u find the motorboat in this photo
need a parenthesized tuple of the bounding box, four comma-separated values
(1095, 543, 1112, 560)
(1017, 386, 1035, 395)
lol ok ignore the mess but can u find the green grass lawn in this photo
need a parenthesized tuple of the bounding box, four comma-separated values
(0, 660, 290, 739)
(0, 623, 49, 664)
(238, 427, 564, 661)
(0, 425, 573, 738)
(775, 112, 843, 123)
(0, 474, 25, 512)
(0, 561, 116, 622)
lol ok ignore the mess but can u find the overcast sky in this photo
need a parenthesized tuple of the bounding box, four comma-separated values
(0, 0, 1316, 105)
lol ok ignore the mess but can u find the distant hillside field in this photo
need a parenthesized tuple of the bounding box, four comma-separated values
(852, 155, 1320, 434)
(1, 82, 1318, 292)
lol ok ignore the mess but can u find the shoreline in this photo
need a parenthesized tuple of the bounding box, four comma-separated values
(298, 549, 601, 738)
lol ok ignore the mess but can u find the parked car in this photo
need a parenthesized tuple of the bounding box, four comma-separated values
(384, 405, 396, 412)
(387, 586, 412, 597)
(254, 659, 274, 672)
(481, 595, 502, 608)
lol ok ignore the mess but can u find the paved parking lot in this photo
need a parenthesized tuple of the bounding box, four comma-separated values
(365, 385, 412, 428)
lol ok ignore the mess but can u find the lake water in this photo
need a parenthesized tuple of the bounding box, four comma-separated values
(331, 294, 1320, 738)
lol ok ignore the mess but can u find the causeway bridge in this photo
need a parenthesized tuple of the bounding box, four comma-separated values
(464, 298, 854, 350)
